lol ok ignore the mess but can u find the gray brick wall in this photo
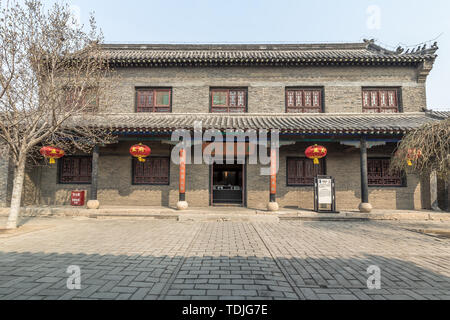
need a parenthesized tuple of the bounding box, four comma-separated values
(108, 66, 426, 114)
(0, 153, 11, 207)
(28, 141, 422, 210)
(247, 142, 421, 210)
(29, 141, 208, 208)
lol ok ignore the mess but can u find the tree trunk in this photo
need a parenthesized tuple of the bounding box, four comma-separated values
(430, 171, 442, 212)
(6, 158, 26, 229)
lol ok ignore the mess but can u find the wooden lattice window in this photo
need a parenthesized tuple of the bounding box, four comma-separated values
(136, 88, 171, 113)
(362, 88, 400, 113)
(211, 89, 247, 113)
(133, 157, 170, 185)
(287, 157, 325, 186)
(58, 156, 92, 184)
(65, 87, 99, 112)
(286, 88, 323, 113)
(368, 158, 404, 187)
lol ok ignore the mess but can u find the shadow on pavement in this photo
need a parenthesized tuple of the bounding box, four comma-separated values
(0, 251, 449, 300)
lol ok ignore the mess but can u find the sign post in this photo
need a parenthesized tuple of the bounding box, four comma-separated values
(314, 175, 338, 213)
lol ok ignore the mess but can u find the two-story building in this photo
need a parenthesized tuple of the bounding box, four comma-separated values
(6, 40, 448, 212)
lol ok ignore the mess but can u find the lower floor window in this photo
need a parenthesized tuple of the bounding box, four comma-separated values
(133, 157, 170, 185)
(287, 157, 325, 186)
(58, 156, 92, 184)
(368, 158, 404, 187)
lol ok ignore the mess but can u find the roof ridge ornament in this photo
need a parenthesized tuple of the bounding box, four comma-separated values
(364, 39, 396, 55)
(410, 42, 439, 55)
(424, 42, 439, 55)
(363, 38, 375, 44)
(363, 39, 439, 56)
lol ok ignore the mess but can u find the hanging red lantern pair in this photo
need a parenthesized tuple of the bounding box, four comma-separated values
(40, 146, 65, 164)
(130, 143, 151, 162)
(305, 144, 327, 165)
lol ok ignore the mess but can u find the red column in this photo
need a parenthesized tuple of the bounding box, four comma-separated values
(270, 148, 277, 203)
(179, 149, 186, 201)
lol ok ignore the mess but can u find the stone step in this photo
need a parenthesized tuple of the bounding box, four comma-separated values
(280, 216, 369, 222)
(1, 207, 448, 222)
(178, 213, 279, 222)
(90, 213, 179, 220)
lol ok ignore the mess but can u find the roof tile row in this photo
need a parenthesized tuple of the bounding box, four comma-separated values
(68, 111, 448, 134)
(101, 42, 438, 67)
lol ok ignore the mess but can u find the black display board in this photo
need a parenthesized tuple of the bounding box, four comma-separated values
(314, 175, 338, 213)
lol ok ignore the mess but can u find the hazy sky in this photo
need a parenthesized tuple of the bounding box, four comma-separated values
(52, 0, 449, 110)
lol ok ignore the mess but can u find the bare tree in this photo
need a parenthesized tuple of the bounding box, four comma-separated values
(390, 118, 450, 180)
(0, 0, 117, 229)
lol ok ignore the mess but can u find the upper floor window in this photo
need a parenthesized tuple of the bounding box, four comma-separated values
(210, 88, 247, 113)
(362, 88, 401, 113)
(368, 158, 405, 187)
(58, 156, 92, 184)
(287, 157, 325, 186)
(286, 88, 323, 113)
(136, 88, 171, 113)
(65, 87, 98, 112)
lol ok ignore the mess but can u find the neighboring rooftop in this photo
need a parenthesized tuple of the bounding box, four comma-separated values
(101, 39, 439, 67)
(425, 110, 450, 120)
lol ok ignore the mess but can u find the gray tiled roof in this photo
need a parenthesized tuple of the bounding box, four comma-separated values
(101, 41, 438, 67)
(71, 112, 445, 135)
(425, 110, 450, 120)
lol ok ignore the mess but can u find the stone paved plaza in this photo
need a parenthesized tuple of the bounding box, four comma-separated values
(0, 217, 449, 300)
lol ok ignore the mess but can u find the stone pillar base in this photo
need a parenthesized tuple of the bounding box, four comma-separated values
(358, 202, 373, 213)
(87, 200, 100, 210)
(177, 201, 189, 210)
(267, 202, 279, 212)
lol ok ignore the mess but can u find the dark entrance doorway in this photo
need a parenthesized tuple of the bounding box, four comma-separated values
(211, 163, 245, 206)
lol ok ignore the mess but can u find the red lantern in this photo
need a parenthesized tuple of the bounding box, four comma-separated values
(305, 144, 327, 165)
(130, 143, 151, 162)
(40, 146, 65, 164)
(407, 148, 422, 166)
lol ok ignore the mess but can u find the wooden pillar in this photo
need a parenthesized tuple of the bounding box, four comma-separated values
(360, 137, 368, 203)
(87, 145, 100, 209)
(359, 136, 372, 212)
(267, 147, 279, 211)
(90, 145, 99, 201)
(177, 148, 188, 210)
(270, 148, 277, 203)
(179, 148, 186, 201)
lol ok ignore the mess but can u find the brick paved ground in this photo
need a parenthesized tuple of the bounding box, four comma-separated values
(0, 217, 449, 300)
